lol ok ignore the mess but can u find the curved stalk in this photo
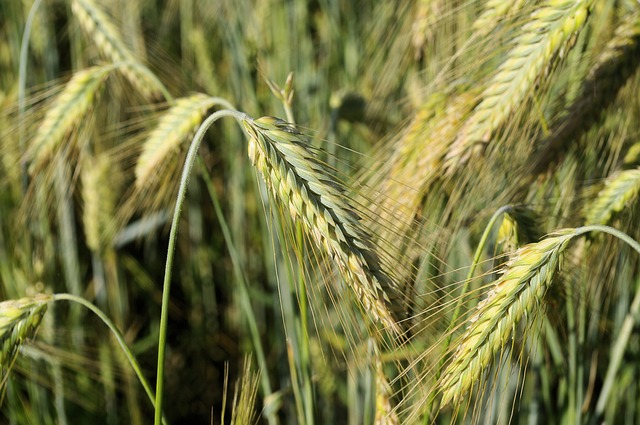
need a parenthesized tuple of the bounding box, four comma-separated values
(154, 109, 247, 425)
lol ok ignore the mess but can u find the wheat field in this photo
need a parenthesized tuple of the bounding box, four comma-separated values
(1, 0, 639, 424)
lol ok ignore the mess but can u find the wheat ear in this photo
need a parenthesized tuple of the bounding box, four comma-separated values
(497, 205, 542, 254)
(243, 116, 404, 337)
(28, 65, 114, 173)
(135, 94, 228, 188)
(586, 167, 640, 226)
(439, 229, 576, 405)
(71, 0, 162, 98)
(534, 10, 640, 173)
(472, 0, 527, 36)
(1, 295, 50, 381)
(82, 154, 120, 252)
(445, 0, 593, 170)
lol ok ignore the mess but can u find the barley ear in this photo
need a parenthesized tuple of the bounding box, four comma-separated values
(445, 0, 593, 171)
(82, 154, 120, 253)
(28, 65, 113, 173)
(497, 205, 542, 254)
(439, 229, 576, 406)
(243, 116, 405, 337)
(1, 295, 50, 383)
(135, 94, 227, 188)
(586, 167, 640, 226)
(71, 0, 162, 98)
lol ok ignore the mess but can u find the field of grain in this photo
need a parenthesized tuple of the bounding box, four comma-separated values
(1, 1, 639, 424)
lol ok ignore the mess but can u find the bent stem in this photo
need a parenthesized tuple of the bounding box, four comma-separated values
(154, 108, 247, 425)
(575, 225, 640, 420)
(52, 293, 165, 423)
(426, 205, 513, 420)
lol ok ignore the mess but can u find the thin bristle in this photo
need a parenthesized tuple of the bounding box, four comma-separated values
(439, 229, 576, 405)
(243, 116, 404, 337)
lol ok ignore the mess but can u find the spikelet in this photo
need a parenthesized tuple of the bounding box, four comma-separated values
(472, 0, 527, 36)
(71, 0, 160, 98)
(439, 229, 576, 405)
(29, 65, 113, 173)
(135, 94, 221, 188)
(445, 0, 593, 171)
(82, 154, 120, 252)
(586, 167, 640, 226)
(1, 295, 50, 383)
(375, 354, 399, 425)
(243, 116, 404, 337)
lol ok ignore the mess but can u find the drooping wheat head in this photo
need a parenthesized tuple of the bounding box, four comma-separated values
(242, 116, 405, 338)
(71, 0, 161, 98)
(533, 9, 640, 173)
(28, 65, 114, 173)
(586, 167, 640, 226)
(445, 0, 593, 172)
(472, 0, 527, 36)
(82, 154, 121, 253)
(135, 94, 223, 189)
(0, 295, 50, 383)
(439, 229, 576, 406)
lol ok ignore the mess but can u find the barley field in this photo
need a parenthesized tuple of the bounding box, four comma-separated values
(1, 0, 639, 424)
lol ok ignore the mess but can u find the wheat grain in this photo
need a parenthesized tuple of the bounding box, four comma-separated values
(28, 65, 114, 173)
(243, 116, 404, 337)
(135, 94, 221, 189)
(445, 0, 593, 171)
(1, 295, 50, 381)
(439, 229, 576, 405)
(586, 167, 640, 226)
(71, 0, 160, 98)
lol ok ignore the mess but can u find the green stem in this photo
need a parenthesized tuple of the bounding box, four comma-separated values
(154, 109, 247, 425)
(52, 293, 165, 423)
(574, 226, 640, 419)
(425, 205, 512, 420)
(198, 157, 279, 425)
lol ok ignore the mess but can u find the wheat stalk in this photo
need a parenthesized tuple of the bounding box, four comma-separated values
(71, 0, 161, 98)
(28, 65, 114, 173)
(439, 229, 576, 405)
(445, 0, 593, 171)
(242, 116, 405, 337)
(135, 94, 224, 189)
(586, 167, 640, 226)
(1, 295, 50, 382)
